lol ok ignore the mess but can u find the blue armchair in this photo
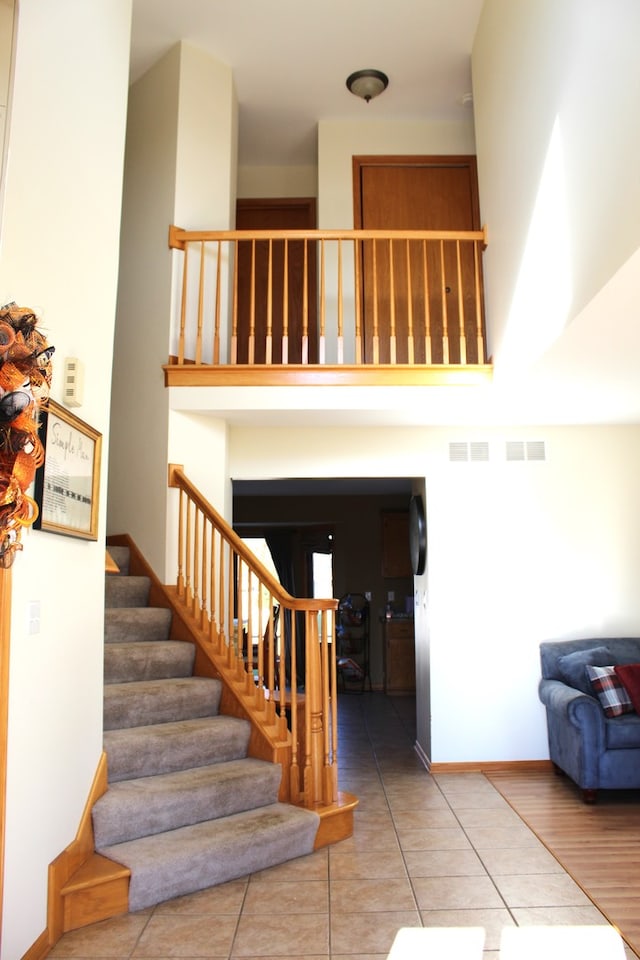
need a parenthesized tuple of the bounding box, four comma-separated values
(539, 637, 640, 802)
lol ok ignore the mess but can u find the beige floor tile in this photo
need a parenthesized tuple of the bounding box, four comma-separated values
(353, 809, 396, 826)
(231, 913, 329, 957)
(153, 880, 248, 915)
(462, 825, 546, 849)
(386, 794, 451, 812)
(250, 849, 328, 882)
(236, 956, 327, 960)
(332, 954, 387, 960)
(396, 826, 473, 851)
(475, 845, 565, 876)
(454, 807, 527, 828)
(493, 872, 592, 908)
(419, 907, 516, 951)
(132, 914, 238, 957)
(390, 807, 461, 829)
(510, 904, 611, 926)
(241, 880, 328, 914)
(411, 875, 505, 911)
(49, 912, 151, 957)
(329, 847, 408, 880)
(330, 910, 421, 955)
(336, 827, 401, 852)
(404, 848, 488, 878)
(330, 877, 417, 912)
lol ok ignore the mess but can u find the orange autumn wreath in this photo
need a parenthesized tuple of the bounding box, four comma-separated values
(0, 303, 54, 567)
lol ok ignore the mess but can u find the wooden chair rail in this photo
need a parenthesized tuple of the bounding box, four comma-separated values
(168, 225, 488, 371)
(167, 464, 339, 809)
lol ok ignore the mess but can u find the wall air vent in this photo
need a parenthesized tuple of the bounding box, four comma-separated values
(506, 440, 546, 462)
(506, 441, 525, 462)
(449, 442, 469, 462)
(526, 441, 546, 461)
(470, 442, 489, 462)
(449, 441, 489, 463)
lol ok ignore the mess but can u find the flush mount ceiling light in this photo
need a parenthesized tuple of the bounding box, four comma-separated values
(346, 69, 389, 103)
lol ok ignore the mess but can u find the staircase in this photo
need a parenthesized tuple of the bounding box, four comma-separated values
(93, 544, 320, 913)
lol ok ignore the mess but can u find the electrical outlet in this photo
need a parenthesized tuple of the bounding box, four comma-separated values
(365, 591, 372, 601)
(27, 600, 40, 635)
(387, 590, 395, 602)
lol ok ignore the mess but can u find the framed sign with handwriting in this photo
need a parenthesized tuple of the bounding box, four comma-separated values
(33, 400, 101, 540)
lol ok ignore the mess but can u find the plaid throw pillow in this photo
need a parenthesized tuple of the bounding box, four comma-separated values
(586, 665, 634, 718)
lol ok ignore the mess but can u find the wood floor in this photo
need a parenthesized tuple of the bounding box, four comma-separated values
(487, 769, 640, 957)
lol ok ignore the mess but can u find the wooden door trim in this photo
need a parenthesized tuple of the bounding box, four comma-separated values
(236, 197, 317, 222)
(352, 155, 481, 230)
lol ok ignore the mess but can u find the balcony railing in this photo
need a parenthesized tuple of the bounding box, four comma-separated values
(165, 225, 492, 387)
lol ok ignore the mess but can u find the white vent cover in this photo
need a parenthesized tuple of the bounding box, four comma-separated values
(506, 440, 546, 462)
(449, 441, 489, 462)
(526, 440, 546, 461)
(470, 442, 489, 462)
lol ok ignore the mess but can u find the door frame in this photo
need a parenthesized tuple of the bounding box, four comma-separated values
(352, 155, 483, 363)
(352, 155, 482, 230)
(235, 197, 318, 364)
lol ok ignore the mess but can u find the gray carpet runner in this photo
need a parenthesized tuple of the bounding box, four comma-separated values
(95, 545, 319, 912)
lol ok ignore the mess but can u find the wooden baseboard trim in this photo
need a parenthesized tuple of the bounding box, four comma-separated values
(430, 759, 553, 775)
(21, 928, 49, 960)
(48, 752, 109, 943)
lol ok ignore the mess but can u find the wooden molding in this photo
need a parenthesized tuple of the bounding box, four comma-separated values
(21, 928, 49, 960)
(0, 566, 11, 947)
(429, 759, 554, 775)
(163, 363, 493, 389)
(47, 752, 109, 943)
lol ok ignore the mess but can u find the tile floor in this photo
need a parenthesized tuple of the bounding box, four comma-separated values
(50, 693, 636, 959)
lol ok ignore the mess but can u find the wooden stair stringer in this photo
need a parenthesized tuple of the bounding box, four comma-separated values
(48, 752, 130, 940)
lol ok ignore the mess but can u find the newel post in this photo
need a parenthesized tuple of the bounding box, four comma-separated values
(303, 611, 324, 807)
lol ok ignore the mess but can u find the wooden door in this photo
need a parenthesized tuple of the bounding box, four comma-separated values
(353, 156, 483, 364)
(235, 198, 318, 364)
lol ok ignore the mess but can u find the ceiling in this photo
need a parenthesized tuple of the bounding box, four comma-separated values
(129, 0, 483, 167)
(131, 1, 640, 429)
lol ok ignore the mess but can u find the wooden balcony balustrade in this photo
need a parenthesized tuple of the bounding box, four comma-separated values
(167, 465, 339, 810)
(165, 225, 492, 387)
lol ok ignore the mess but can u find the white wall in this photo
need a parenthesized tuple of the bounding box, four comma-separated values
(317, 118, 476, 228)
(237, 165, 317, 200)
(108, 43, 238, 579)
(229, 423, 640, 764)
(473, 0, 640, 369)
(0, 2, 131, 956)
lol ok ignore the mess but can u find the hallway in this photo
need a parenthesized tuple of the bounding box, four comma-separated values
(49, 693, 632, 959)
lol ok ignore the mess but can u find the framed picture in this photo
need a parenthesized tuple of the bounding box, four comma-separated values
(33, 400, 102, 540)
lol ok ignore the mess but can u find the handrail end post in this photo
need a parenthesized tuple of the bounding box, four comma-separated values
(168, 463, 184, 488)
(168, 225, 186, 250)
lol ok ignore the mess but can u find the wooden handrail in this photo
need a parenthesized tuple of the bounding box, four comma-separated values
(169, 225, 488, 245)
(167, 224, 488, 372)
(167, 464, 339, 809)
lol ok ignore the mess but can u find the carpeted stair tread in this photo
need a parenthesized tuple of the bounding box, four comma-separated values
(98, 802, 321, 912)
(97, 543, 320, 914)
(104, 641, 196, 683)
(104, 676, 221, 730)
(93, 757, 282, 846)
(105, 607, 172, 644)
(106, 575, 151, 608)
(106, 545, 131, 575)
(104, 714, 251, 782)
